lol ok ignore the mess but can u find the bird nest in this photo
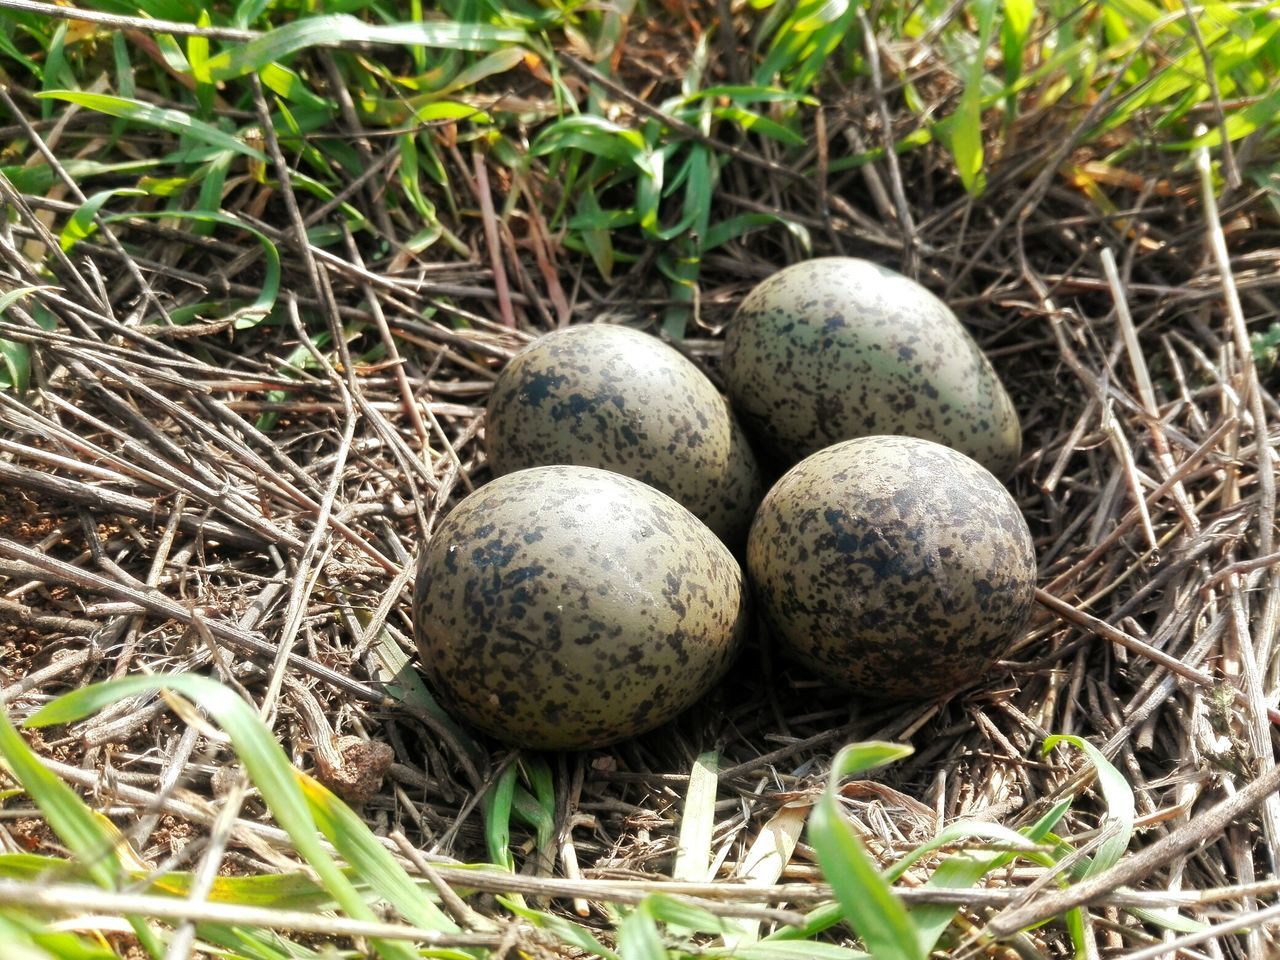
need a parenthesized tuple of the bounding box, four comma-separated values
(0, 16, 1278, 959)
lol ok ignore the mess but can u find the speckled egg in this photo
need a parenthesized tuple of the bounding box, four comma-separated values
(723, 257, 1022, 477)
(412, 465, 749, 750)
(747, 436, 1036, 698)
(485, 324, 763, 549)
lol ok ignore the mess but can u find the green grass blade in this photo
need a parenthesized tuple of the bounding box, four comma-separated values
(1043, 735, 1134, 877)
(511, 756, 556, 865)
(707, 943, 870, 959)
(0, 707, 164, 956)
(36, 91, 266, 161)
(0, 909, 119, 960)
(504, 899, 622, 959)
(27, 676, 418, 960)
(947, 0, 999, 194)
(762, 902, 844, 942)
(894, 796, 1072, 953)
(296, 773, 459, 933)
(645, 894, 727, 934)
(531, 115, 652, 171)
(100, 210, 279, 327)
(618, 901, 669, 960)
(0, 284, 47, 394)
(0, 711, 135, 890)
(808, 742, 920, 960)
(204, 15, 528, 81)
(703, 212, 810, 252)
(40, 21, 69, 120)
(483, 761, 518, 871)
(60, 188, 147, 252)
(710, 104, 806, 145)
(1001, 0, 1034, 110)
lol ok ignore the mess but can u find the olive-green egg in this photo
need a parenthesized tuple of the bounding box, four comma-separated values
(746, 436, 1036, 699)
(723, 257, 1022, 477)
(413, 465, 749, 750)
(486, 324, 763, 549)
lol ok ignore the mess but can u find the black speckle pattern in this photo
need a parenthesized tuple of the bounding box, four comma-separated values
(723, 257, 1022, 477)
(746, 436, 1036, 698)
(486, 324, 763, 549)
(413, 465, 749, 750)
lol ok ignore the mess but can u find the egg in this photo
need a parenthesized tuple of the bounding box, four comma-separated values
(412, 465, 749, 750)
(485, 324, 763, 548)
(746, 436, 1035, 698)
(723, 257, 1022, 476)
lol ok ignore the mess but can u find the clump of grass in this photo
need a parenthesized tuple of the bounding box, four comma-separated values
(0, 676, 1205, 958)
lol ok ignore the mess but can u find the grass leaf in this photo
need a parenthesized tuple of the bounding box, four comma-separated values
(618, 901, 669, 960)
(808, 742, 920, 960)
(101, 210, 279, 327)
(504, 899, 621, 960)
(644, 893, 727, 934)
(36, 91, 266, 161)
(708, 943, 870, 960)
(1043, 734, 1135, 877)
(484, 760, 519, 871)
(296, 773, 458, 932)
(59, 188, 146, 252)
(673, 750, 719, 882)
(204, 15, 528, 81)
(27, 676, 420, 960)
(0, 706, 164, 956)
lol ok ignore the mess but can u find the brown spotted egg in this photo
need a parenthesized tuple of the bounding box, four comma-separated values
(747, 436, 1035, 698)
(723, 257, 1022, 477)
(485, 324, 763, 549)
(413, 465, 749, 750)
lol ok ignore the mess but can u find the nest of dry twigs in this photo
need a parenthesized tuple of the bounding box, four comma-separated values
(1, 15, 1279, 959)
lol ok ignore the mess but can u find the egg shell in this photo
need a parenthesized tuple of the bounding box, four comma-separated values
(746, 436, 1036, 698)
(485, 324, 763, 548)
(413, 465, 749, 750)
(723, 257, 1022, 476)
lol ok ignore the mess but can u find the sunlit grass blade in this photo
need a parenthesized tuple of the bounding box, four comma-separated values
(149, 869, 335, 911)
(807, 742, 920, 960)
(296, 773, 459, 933)
(710, 104, 806, 145)
(36, 91, 266, 161)
(673, 750, 718, 882)
(204, 15, 528, 81)
(435, 46, 527, 95)
(60, 188, 146, 252)
(0, 714, 138, 890)
(0, 908, 118, 960)
(1001, 0, 1034, 114)
(754, 0, 851, 87)
(945, 0, 999, 194)
(1043, 735, 1134, 876)
(0, 708, 164, 956)
(531, 115, 656, 174)
(707, 943, 869, 959)
(27, 676, 419, 960)
(890, 808, 1066, 954)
